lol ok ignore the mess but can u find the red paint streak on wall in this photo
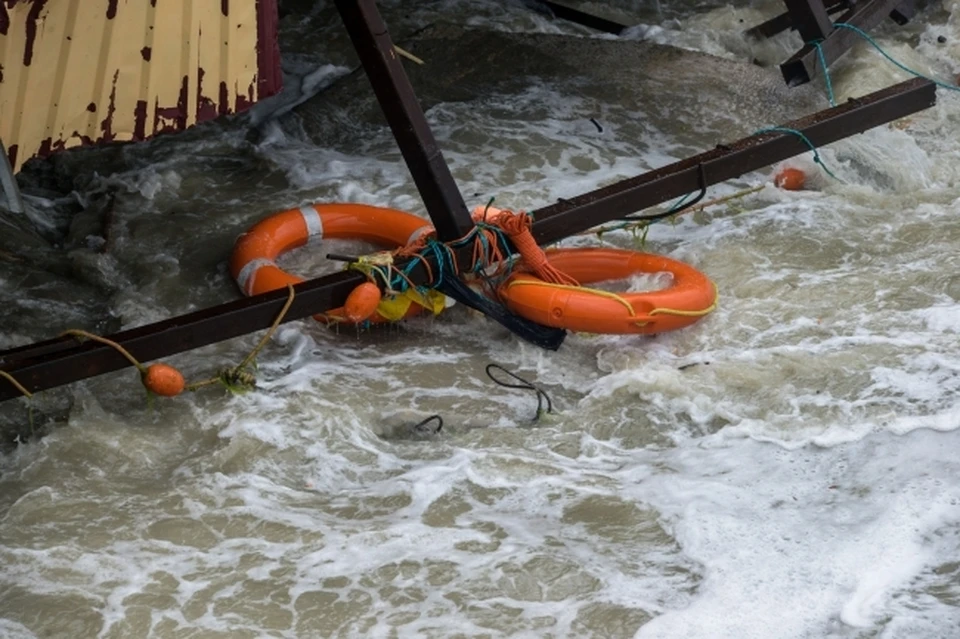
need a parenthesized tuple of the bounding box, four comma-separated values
(99, 70, 119, 141)
(133, 99, 147, 139)
(218, 81, 229, 116)
(154, 75, 189, 134)
(196, 67, 219, 122)
(5, 0, 282, 170)
(235, 81, 254, 112)
(256, 0, 281, 99)
(23, 0, 50, 66)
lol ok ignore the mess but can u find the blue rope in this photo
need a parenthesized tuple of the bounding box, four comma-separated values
(833, 23, 960, 94)
(754, 126, 840, 180)
(423, 240, 449, 289)
(666, 191, 695, 213)
(810, 39, 837, 107)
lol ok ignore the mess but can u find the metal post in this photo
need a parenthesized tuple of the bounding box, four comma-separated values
(783, 0, 835, 43)
(745, 1, 848, 40)
(781, 0, 911, 86)
(333, 0, 474, 242)
(0, 140, 25, 214)
(537, 1, 629, 35)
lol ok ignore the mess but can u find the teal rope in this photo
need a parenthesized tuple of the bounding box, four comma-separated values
(754, 126, 840, 180)
(666, 191, 695, 213)
(834, 23, 960, 94)
(810, 39, 837, 107)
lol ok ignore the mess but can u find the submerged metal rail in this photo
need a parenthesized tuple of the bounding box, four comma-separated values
(0, 77, 937, 402)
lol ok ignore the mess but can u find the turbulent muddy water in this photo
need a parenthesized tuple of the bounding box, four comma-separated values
(3, 0, 960, 637)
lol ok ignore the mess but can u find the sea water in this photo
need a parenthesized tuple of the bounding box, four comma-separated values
(1, 0, 960, 637)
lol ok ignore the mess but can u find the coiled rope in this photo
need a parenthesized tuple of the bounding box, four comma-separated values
(485, 363, 553, 422)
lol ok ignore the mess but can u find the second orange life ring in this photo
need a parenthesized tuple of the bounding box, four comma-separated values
(230, 203, 434, 322)
(498, 247, 717, 334)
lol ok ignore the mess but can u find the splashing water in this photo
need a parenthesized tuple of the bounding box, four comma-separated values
(2, 0, 960, 637)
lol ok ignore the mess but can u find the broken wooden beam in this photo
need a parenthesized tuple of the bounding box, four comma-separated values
(0, 77, 937, 402)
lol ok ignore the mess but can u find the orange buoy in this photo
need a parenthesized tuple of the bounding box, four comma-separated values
(774, 167, 806, 191)
(230, 203, 434, 323)
(142, 363, 185, 397)
(498, 248, 717, 335)
(343, 282, 382, 322)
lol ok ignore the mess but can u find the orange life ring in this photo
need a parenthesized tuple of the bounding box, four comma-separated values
(230, 203, 433, 322)
(498, 247, 717, 334)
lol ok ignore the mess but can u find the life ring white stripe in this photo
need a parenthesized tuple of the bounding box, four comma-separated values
(407, 225, 432, 246)
(236, 258, 276, 296)
(300, 205, 324, 238)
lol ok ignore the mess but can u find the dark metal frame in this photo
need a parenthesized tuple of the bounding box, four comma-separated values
(0, 0, 939, 403)
(536, 1, 629, 35)
(744, 0, 916, 87)
(781, 0, 916, 86)
(333, 0, 474, 241)
(746, 1, 850, 40)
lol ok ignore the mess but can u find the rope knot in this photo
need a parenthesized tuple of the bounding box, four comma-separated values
(471, 205, 578, 287)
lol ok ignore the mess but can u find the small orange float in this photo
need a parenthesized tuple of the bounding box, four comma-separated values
(774, 167, 806, 191)
(142, 363, 185, 397)
(343, 281, 383, 323)
(230, 204, 433, 323)
(498, 248, 717, 334)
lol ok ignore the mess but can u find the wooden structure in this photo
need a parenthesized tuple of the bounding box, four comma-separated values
(0, 0, 940, 403)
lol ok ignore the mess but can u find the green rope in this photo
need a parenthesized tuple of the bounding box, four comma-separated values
(810, 39, 837, 107)
(754, 126, 840, 181)
(833, 23, 960, 94)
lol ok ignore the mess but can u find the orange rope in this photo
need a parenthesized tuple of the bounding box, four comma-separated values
(471, 206, 578, 286)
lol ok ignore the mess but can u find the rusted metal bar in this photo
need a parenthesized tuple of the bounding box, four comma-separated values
(889, 0, 916, 26)
(0, 77, 937, 402)
(784, 0, 835, 43)
(780, 0, 908, 86)
(746, 1, 848, 40)
(537, 0, 629, 35)
(333, 0, 474, 241)
(532, 77, 935, 243)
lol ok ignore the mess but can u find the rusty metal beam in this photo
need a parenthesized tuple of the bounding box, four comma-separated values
(0, 77, 937, 402)
(784, 0, 835, 44)
(746, 1, 848, 40)
(534, 78, 935, 243)
(333, 0, 474, 241)
(537, 1, 629, 35)
(780, 0, 908, 86)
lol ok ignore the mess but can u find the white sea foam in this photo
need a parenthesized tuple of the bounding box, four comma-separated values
(4, 0, 960, 637)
